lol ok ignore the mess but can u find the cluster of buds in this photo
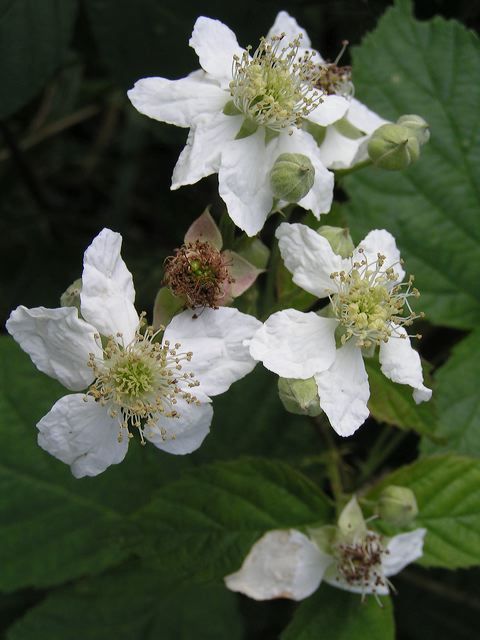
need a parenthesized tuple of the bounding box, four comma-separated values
(368, 114, 430, 170)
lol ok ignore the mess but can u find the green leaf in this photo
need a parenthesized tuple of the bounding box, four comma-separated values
(365, 357, 436, 436)
(0, 337, 192, 591)
(7, 562, 243, 640)
(199, 366, 319, 464)
(0, 0, 78, 118)
(344, 0, 480, 329)
(281, 585, 394, 640)
(422, 329, 480, 456)
(134, 458, 333, 581)
(366, 455, 480, 568)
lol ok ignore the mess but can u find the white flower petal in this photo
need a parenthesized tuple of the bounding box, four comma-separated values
(315, 340, 370, 437)
(163, 307, 262, 397)
(276, 222, 345, 298)
(218, 130, 274, 236)
(354, 229, 405, 284)
(267, 11, 312, 49)
(6, 306, 100, 391)
(346, 98, 388, 134)
(189, 16, 243, 86)
(146, 398, 213, 455)
(379, 327, 432, 403)
(316, 125, 367, 170)
(171, 111, 241, 189)
(37, 394, 128, 478)
(383, 529, 427, 577)
(272, 129, 334, 218)
(225, 529, 331, 601)
(127, 73, 227, 128)
(249, 309, 337, 379)
(308, 95, 350, 127)
(81, 228, 139, 344)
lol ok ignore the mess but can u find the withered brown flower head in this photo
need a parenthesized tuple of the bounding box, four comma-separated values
(316, 63, 353, 98)
(164, 240, 234, 309)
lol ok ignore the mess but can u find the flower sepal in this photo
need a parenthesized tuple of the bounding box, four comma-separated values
(278, 376, 322, 417)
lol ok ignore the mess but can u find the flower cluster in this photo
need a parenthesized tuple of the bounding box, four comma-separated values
(6, 8, 432, 613)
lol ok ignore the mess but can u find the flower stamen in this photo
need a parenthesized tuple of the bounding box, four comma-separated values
(86, 321, 200, 443)
(230, 33, 323, 131)
(329, 251, 423, 348)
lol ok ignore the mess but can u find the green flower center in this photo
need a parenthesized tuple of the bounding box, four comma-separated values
(330, 251, 422, 348)
(111, 355, 154, 399)
(229, 34, 322, 131)
(87, 324, 199, 442)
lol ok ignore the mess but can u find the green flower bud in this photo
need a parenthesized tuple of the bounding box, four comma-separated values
(397, 114, 430, 145)
(318, 226, 354, 258)
(368, 124, 420, 170)
(278, 376, 322, 417)
(270, 153, 315, 202)
(377, 485, 418, 526)
(60, 278, 82, 311)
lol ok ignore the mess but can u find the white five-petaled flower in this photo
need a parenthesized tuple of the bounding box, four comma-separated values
(250, 223, 432, 436)
(225, 497, 426, 601)
(6, 228, 261, 478)
(127, 11, 385, 236)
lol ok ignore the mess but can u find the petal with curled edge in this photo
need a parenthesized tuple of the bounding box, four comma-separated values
(276, 222, 345, 298)
(145, 398, 213, 455)
(189, 16, 244, 87)
(172, 111, 242, 190)
(383, 529, 427, 577)
(127, 72, 227, 128)
(379, 326, 432, 403)
(81, 228, 139, 345)
(315, 340, 370, 437)
(6, 305, 100, 391)
(37, 394, 129, 478)
(353, 229, 405, 286)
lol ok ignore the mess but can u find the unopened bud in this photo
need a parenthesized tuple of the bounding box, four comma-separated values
(368, 124, 420, 170)
(278, 376, 322, 417)
(318, 226, 354, 258)
(397, 114, 430, 145)
(377, 485, 418, 526)
(60, 278, 82, 311)
(270, 153, 315, 202)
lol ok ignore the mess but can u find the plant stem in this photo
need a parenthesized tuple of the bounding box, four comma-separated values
(313, 416, 345, 513)
(356, 427, 409, 487)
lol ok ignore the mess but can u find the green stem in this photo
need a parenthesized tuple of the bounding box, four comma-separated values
(334, 158, 372, 178)
(313, 416, 345, 514)
(356, 428, 409, 487)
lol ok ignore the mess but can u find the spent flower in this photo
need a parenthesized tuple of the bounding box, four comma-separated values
(225, 497, 426, 600)
(6, 228, 261, 477)
(160, 209, 262, 317)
